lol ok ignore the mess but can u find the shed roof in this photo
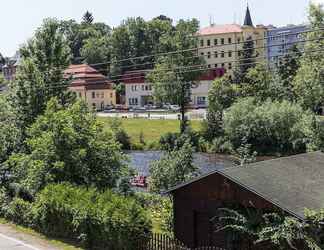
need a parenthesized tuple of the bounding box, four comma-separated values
(167, 151, 324, 219)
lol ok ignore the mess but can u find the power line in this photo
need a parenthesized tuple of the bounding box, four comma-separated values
(35, 26, 324, 73)
(34, 47, 324, 90)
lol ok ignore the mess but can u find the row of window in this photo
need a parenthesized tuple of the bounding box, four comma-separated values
(200, 37, 242, 47)
(201, 50, 241, 59)
(131, 84, 153, 92)
(90, 92, 113, 99)
(129, 98, 138, 105)
(206, 62, 232, 70)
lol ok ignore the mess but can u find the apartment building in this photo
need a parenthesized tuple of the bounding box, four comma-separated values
(64, 64, 116, 111)
(197, 6, 267, 74)
(266, 24, 308, 67)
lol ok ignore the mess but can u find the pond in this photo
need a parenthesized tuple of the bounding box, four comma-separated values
(126, 151, 233, 176)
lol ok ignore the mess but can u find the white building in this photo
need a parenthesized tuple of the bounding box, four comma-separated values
(123, 69, 225, 108)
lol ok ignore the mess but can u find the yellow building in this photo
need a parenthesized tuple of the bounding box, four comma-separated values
(197, 6, 267, 74)
(65, 64, 116, 111)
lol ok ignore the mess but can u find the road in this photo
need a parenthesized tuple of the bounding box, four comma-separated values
(0, 232, 41, 250)
(97, 109, 207, 120)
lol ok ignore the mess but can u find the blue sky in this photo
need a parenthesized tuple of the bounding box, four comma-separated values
(0, 0, 319, 56)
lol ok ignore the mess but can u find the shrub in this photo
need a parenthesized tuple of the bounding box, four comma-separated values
(223, 98, 315, 155)
(5, 198, 33, 226)
(32, 183, 151, 249)
(159, 128, 200, 151)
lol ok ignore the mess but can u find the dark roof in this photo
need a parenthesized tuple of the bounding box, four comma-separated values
(167, 151, 324, 219)
(243, 6, 253, 26)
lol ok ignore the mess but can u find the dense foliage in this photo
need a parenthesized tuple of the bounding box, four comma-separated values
(0, 184, 151, 250)
(149, 141, 198, 193)
(3, 99, 129, 197)
(223, 98, 315, 155)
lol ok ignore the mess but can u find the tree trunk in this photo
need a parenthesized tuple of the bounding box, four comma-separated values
(180, 103, 186, 134)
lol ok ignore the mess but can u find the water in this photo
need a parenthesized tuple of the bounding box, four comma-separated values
(126, 151, 232, 176)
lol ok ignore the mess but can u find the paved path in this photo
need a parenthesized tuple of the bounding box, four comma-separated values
(0, 232, 41, 249)
(0, 224, 59, 250)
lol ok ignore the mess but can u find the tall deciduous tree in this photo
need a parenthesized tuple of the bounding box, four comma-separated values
(10, 18, 73, 137)
(148, 19, 205, 133)
(293, 3, 324, 113)
(5, 98, 129, 196)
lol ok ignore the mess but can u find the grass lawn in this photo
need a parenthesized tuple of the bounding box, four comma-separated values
(99, 118, 202, 144)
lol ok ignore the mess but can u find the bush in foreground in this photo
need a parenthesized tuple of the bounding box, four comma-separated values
(5, 184, 151, 250)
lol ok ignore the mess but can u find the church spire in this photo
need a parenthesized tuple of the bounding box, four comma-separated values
(243, 4, 253, 26)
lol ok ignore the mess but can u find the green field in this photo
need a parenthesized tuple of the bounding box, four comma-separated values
(99, 118, 202, 144)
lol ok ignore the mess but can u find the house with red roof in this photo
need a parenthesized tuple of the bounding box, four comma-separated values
(64, 64, 116, 110)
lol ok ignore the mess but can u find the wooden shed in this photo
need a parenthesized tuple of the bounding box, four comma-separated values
(167, 151, 324, 248)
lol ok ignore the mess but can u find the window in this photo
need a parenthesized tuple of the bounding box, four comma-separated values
(197, 96, 206, 105)
(110, 93, 113, 98)
(228, 37, 232, 44)
(149, 85, 152, 91)
(221, 63, 225, 68)
(214, 64, 218, 68)
(145, 85, 148, 91)
(200, 52, 204, 56)
(92, 103, 96, 110)
(221, 51, 225, 58)
(101, 92, 104, 99)
(214, 39, 218, 45)
(96, 92, 100, 98)
(228, 51, 232, 57)
(207, 39, 211, 46)
(214, 51, 218, 58)
(237, 37, 241, 43)
(92, 92, 95, 99)
(208, 64, 211, 68)
(142, 85, 145, 91)
(238, 50, 242, 57)
(200, 39, 204, 47)
(228, 63, 232, 69)
(207, 52, 211, 59)
(78, 92, 82, 98)
(221, 38, 224, 45)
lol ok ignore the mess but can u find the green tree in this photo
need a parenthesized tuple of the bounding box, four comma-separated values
(5, 98, 128, 196)
(293, 3, 324, 113)
(204, 75, 239, 139)
(149, 141, 198, 193)
(10, 19, 73, 137)
(81, 36, 110, 65)
(82, 11, 94, 25)
(148, 19, 205, 133)
(277, 45, 301, 101)
(223, 98, 315, 155)
(234, 36, 256, 83)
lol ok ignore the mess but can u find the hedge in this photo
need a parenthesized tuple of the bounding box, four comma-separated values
(1, 184, 151, 250)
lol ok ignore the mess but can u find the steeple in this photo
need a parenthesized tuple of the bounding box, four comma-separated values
(243, 4, 253, 26)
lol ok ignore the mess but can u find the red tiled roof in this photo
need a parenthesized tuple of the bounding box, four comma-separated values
(122, 71, 146, 84)
(199, 68, 226, 80)
(65, 64, 113, 89)
(198, 24, 242, 36)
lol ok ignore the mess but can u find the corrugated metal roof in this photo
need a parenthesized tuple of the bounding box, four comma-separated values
(167, 151, 324, 219)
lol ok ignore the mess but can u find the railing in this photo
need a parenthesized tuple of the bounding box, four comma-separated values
(138, 233, 227, 250)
